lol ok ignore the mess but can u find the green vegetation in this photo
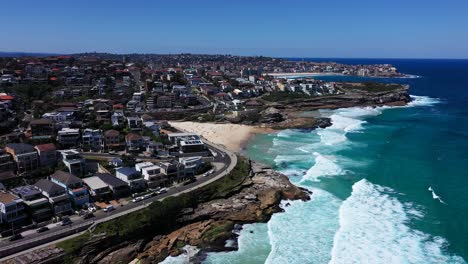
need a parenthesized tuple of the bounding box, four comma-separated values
(201, 220, 234, 244)
(262, 91, 310, 102)
(57, 157, 251, 258)
(2, 84, 56, 108)
(341, 82, 403, 93)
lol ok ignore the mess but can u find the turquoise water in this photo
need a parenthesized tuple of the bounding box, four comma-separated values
(162, 60, 468, 264)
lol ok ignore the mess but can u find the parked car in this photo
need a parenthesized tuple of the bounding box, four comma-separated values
(103, 205, 114, 212)
(143, 194, 152, 200)
(132, 196, 143, 203)
(60, 217, 72, 226)
(81, 212, 94, 219)
(36, 226, 49, 233)
(9, 234, 23, 241)
(156, 188, 168, 195)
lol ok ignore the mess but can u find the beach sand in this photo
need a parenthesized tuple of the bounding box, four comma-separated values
(169, 121, 275, 153)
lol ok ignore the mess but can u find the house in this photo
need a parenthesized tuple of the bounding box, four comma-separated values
(57, 128, 80, 147)
(34, 179, 72, 216)
(0, 150, 15, 172)
(141, 165, 166, 188)
(167, 133, 207, 156)
(57, 149, 86, 176)
(158, 160, 183, 179)
(125, 133, 144, 152)
(95, 173, 131, 198)
(34, 143, 56, 167)
(82, 176, 112, 202)
(11, 185, 53, 223)
(127, 117, 142, 131)
(111, 112, 125, 127)
(146, 141, 164, 155)
(108, 157, 123, 167)
(179, 156, 204, 176)
(29, 118, 54, 141)
(143, 122, 160, 136)
(156, 95, 172, 108)
(82, 129, 104, 152)
(94, 102, 111, 123)
(5, 143, 39, 174)
(104, 130, 121, 150)
(0, 191, 27, 226)
(115, 167, 146, 191)
(50, 170, 90, 207)
(135, 162, 154, 172)
(0, 171, 19, 188)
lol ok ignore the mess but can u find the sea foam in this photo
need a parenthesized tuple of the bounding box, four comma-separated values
(330, 179, 465, 264)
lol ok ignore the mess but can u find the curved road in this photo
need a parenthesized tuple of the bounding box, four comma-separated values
(0, 141, 237, 260)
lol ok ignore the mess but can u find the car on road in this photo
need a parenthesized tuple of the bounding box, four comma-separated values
(103, 205, 115, 212)
(9, 234, 23, 241)
(60, 217, 72, 226)
(36, 226, 49, 233)
(143, 194, 152, 199)
(156, 188, 168, 195)
(132, 196, 143, 203)
(81, 212, 95, 219)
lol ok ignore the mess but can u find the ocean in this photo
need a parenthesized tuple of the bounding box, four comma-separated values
(163, 59, 468, 264)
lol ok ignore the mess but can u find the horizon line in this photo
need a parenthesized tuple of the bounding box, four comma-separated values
(0, 50, 467, 60)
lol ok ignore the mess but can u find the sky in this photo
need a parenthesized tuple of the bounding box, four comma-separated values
(0, 0, 467, 58)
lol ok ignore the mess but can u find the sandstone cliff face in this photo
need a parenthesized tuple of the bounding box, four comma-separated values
(136, 163, 309, 263)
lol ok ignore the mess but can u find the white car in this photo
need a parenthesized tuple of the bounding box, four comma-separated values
(132, 197, 143, 203)
(157, 188, 168, 194)
(103, 205, 114, 212)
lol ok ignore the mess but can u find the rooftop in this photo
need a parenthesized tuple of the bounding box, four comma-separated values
(0, 191, 21, 204)
(11, 185, 42, 197)
(6, 143, 36, 154)
(50, 170, 82, 185)
(95, 173, 128, 187)
(82, 176, 108, 190)
(35, 143, 56, 152)
(34, 179, 65, 194)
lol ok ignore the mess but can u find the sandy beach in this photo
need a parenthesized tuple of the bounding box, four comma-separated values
(169, 121, 275, 152)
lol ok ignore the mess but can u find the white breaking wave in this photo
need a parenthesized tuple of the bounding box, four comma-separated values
(428, 186, 446, 204)
(408, 95, 441, 107)
(159, 245, 200, 264)
(330, 179, 465, 264)
(265, 189, 342, 264)
(301, 152, 345, 182)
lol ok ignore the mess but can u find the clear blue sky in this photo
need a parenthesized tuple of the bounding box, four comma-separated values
(1, 0, 467, 58)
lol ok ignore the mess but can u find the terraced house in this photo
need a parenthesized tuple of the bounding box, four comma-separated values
(5, 143, 39, 174)
(34, 179, 73, 216)
(50, 171, 89, 207)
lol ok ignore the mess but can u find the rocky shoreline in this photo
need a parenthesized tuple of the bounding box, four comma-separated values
(132, 162, 309, 263)
(257, 86, 410, 130)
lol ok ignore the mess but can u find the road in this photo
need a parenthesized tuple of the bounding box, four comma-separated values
(0, 141, 237, 259)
